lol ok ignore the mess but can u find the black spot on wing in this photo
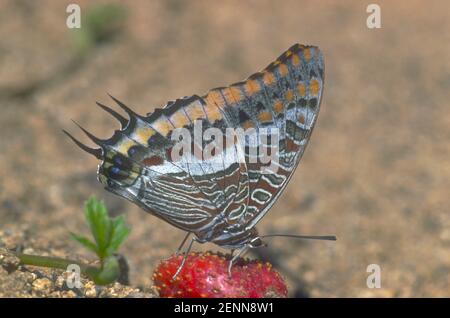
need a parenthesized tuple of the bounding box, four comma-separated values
(256, 102, 265, 112)
(299, 99, 307, 108)
(238, 109, 251, 123)
(308, 98, 318, 110)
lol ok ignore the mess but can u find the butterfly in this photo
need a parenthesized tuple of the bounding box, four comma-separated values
(65, 44, 335, 276)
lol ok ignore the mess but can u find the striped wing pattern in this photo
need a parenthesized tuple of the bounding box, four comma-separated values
(69, 44, 324, 249)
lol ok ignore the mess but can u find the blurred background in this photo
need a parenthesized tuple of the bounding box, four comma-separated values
(0, 0, 449, 297)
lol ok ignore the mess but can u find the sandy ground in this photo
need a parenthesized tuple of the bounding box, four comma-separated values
(0, 0, 449, 297)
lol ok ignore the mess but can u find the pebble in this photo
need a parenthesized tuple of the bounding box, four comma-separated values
(61, 290, 77, 298)
(32, 278, 53, 291)
(84, 281, 97, 298)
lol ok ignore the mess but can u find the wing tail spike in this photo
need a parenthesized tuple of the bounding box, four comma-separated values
(62, 129, 103, 159)
(96, 101, 128, 128)
(71, 120, 105, 147)
(107, 93, 140, 118)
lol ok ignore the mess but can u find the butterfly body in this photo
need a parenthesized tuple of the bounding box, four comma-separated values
(66, 44, 324, 251)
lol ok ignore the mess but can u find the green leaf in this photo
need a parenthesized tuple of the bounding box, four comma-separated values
(106, 215, 130, 256)
(70, 195, 130, 273)
(84, 196, 111, 260)
(70, 232, 98, 255)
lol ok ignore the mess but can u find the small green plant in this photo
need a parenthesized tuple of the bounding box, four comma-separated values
(70, 196, 130, 284)
(72, 3, 127, 54)
(17, 196, 130, 285)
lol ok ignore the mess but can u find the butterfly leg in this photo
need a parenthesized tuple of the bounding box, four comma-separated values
(175, 232, 191, 255)
(227, 245, 250, 277)
(172, 236, 197, 280)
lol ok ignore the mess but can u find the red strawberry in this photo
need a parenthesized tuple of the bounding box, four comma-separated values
(153, 252, 287, 298)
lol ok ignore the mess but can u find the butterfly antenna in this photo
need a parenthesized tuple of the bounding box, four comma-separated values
(259, 234, 337, 241)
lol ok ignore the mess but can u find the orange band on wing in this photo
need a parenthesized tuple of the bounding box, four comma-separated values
(297, 83, 306, 97)
(205, 89, 227, 109)
(263, 72, 275, 86)
(278, 64, 289, 77)
(170, 110, 190, 128)
(273, 101, 284, 113)
(203, 102, 223, 122)
(309, 79, 320, 96)
(258, 111, 273, 122)
(221, 86, 244, 105)
(303, 48, 311, 61)
(244, 79, 261, 96)
(153, 118, 173, 137)
(291, 54, 300, 66)
(185, 101, 206, 121)
(133, 127, 156, 144)
(285, 89, 294, 102)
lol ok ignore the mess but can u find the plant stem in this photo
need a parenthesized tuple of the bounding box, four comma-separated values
(17, 253, 97, 275)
